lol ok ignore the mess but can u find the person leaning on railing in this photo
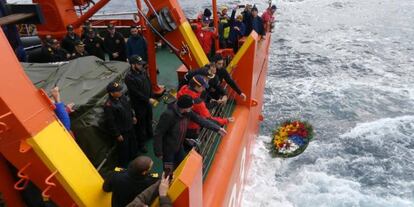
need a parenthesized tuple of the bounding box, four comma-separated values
(177, 75, 233, 140)
(153, 95, 226, 172)
(209, 54, 247, 103)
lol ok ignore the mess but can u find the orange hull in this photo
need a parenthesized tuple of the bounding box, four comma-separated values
(203, 33, 271, 207)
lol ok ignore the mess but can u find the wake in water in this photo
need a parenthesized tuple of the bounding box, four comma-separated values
(244, 116, 414, 207)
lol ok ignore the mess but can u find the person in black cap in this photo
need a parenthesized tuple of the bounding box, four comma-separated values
(104, 81, 138, 168)
(154, 95, 226, 171)
(124, 55, 156, 153)
(71, 40, 89, 59)
(209, 54, 247, 104)
(103, 24, 127, 61)
(50, 38, 71, 62)
(39, 38, 69, 63)
(84, 29, 106, 60)
(61, 24, 81, 55)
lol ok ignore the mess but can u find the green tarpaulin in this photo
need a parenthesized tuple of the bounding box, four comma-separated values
(22, 56, 130, 177)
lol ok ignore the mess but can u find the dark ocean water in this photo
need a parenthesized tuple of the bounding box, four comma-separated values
(9, 0, 414, 206)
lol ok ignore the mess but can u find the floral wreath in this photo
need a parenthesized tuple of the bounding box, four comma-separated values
(271, 120, 314, 158)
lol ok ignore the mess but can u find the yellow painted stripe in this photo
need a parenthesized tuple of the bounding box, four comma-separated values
(27, 121, 111, 207)
(227, 35, 256, 73)
(178, 21, 209, 67)
(150, 154, 189, 207)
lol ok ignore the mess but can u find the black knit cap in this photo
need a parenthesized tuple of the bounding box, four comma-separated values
(177, 95, 193, 109)
(203, 8, 212, 18)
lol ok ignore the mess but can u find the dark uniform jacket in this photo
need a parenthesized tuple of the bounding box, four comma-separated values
(103, 95, 135, 137)
(84, 37, 106, 60)
(125, 69, 152, 107)
(39, 46, 69, 63)
(242, 10, 253, 36)
(103, 32, 126, 61)
(214, 67, 242, 94)
(61, 34, 81, 54)
(103, 170, 158, 207)
(153, 103, 221, 157)
(126, 35, 148, 60)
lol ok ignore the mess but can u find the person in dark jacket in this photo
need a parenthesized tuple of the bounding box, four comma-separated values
(209, 55, 247, 102)
(103, 24, 127, 61)
(124, 55, 156, 153)
(70, 40, 89, 59)
(50, 39, 71, 62)
(251, 7, 266, 37)
(154, 95, 226, 171)
(61, 24, 81, 55)
(126, 172, 172, 207)
(242, 4, 253, 36)
(103, 156, 158, 207)
(81, 20, 92, 40)
(104, 81, 138, 167)
(39, 38, 69, 63)
(228, 14, 246, 53)
(177, 63, 216, 90)
(84, 29, 106, 60)
(177, 76, 232, 141)
(126, 26, 148, 61)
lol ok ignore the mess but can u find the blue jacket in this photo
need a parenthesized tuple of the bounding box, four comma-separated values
(126, 35, 148, 60)
(54, 102, 71, 130)
(252, 16, 266, 36)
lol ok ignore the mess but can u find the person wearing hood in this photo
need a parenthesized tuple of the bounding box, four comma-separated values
(154, 95, 226, 171)
(126, 26, 148, 61)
